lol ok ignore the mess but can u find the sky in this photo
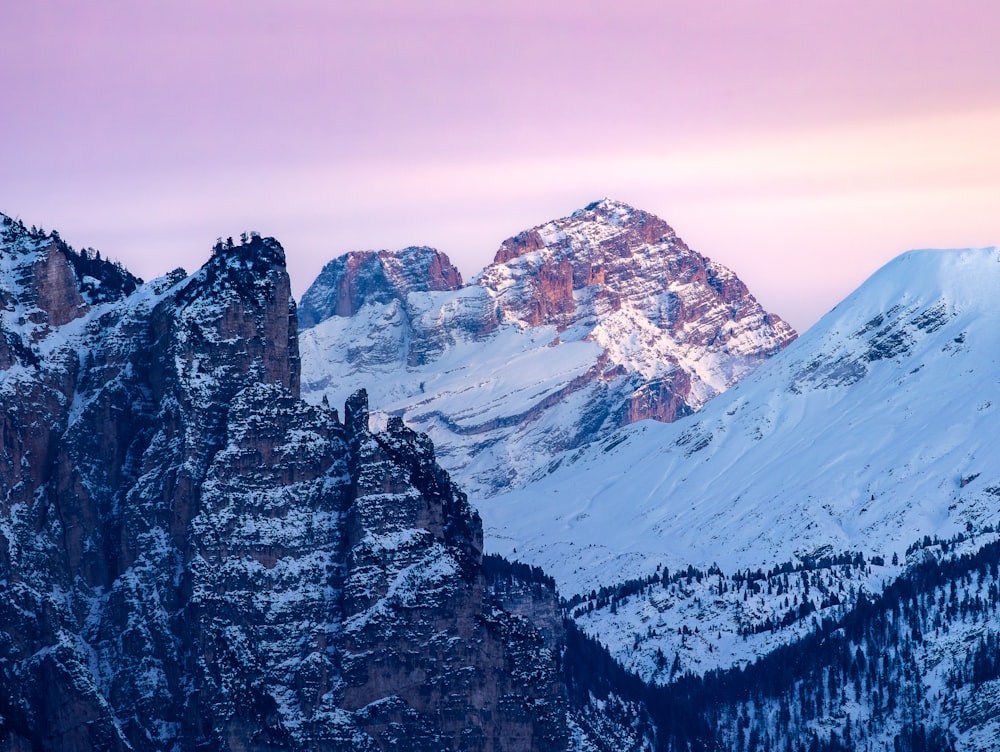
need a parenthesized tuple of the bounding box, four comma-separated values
(2, 0, 999, 332)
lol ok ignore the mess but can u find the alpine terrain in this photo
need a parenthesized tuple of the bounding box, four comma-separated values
(298, 199, 796, 498)
(485, 246, 1000, 751)
(4, 204, 1000, 752)
(0, 216, 647, 751)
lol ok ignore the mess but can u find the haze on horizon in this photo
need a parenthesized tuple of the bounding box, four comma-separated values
(2, 0, 998, 332)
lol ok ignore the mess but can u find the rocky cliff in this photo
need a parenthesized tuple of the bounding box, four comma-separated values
(298, 247, 464, 328)
(299, 199, 796, 496)
(0, 218, 584, 751)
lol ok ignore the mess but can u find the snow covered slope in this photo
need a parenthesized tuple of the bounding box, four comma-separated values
(484, 247, 1000, 593)
(479, 247, 1000, 682)
(299, 199, 795, 498)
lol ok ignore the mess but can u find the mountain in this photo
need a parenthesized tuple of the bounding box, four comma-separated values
(481, 246, 1000, 684)
(8, 205, 1000, 752)
(0, 217, 632, 752)
(298, 199, 796, 498)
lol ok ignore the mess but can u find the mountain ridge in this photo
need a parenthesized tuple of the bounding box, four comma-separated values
(485, 246, 1000, 584)
(480, 245, 1000, 689)
(8, 206, 1000, 750)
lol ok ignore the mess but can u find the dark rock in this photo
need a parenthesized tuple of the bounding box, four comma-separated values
(0, 223, 573, 751)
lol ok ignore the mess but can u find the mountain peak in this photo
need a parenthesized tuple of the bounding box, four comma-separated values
(490, 200, 675, 272)
(0, 215, 141, 346)
(171, 232, 300, 399)
(1, 214, 577, 749)
(205, 232, 286, 274)
(480, 202, 788, 335)
(298, 246, 463, 328)
(485, 245, 1000, 590)
(579, 197, 642, 216)
(477, 197, 795, 433)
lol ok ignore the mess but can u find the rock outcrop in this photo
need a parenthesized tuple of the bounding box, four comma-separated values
(298, 247, 464, 327)
(299, 199, 796, 496)
(0, 218, 572, 751)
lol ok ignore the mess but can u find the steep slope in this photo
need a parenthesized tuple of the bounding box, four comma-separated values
(0, 219, 589, 752)
(483, 246, 1000, 681)
(299, 199, 795, 497)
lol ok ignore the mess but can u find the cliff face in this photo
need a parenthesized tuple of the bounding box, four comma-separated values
(0, 219, 569, 752)
(298, 247, 464, 328)
(299, 199, 796, 496)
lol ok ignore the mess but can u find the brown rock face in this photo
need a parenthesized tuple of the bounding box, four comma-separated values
(493, 229, 546, 263)
(622, 373, 695, 425)
(31, 240, 88, 328)
(424, 247, 464, 290)
(298, 246, 464, 327)
(513, 254, 575, 327)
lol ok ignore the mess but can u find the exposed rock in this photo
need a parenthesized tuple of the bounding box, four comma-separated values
(298, 247, 463, 328)
(30, 241, 88, 328)
(620, 372, 694, 425)
(0, 223, 572, 751)
(478, 199, 795, 369)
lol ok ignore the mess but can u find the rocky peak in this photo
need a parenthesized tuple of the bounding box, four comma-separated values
(480, 198, 727, 330)
(475, 199, 796, 416)
(1, 215, 581, 751)
(0, 215, 140, 346)
(166, 233, 300, 400)
(298, 246, 463, 328)
(203, 232, 288, 288)
(299, 200, 798, 496)
(492, 198, 674, 269)
(343, 387, 482, 569)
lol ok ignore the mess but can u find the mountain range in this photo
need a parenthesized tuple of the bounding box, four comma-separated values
(0, 218, 635, 751)
(3, 200, 1000, 751)
(483, 245, 1000, 687)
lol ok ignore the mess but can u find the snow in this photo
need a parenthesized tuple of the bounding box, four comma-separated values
(476, 247, 1000, 675)
(299, 290, 606, 493)
(344, 534, 460, 633)
(484, 247, 1000, 591)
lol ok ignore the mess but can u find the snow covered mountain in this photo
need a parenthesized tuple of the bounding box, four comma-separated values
(569, 534, 1000, 751)
(482, 246, 1000, 685)
(299, 199, 796, 498)
(8, 203, 1000, 751)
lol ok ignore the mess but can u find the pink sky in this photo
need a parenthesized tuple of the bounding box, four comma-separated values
(3, 0, 998, 331)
